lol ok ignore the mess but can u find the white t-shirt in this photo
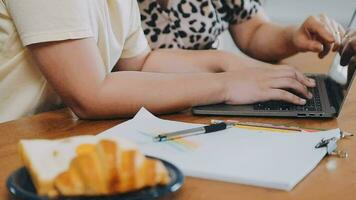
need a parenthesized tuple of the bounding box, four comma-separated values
(0, 0, 149, 123)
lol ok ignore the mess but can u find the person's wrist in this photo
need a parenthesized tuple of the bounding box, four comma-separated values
(215, 51, 236, 72)
(189, 73, 228, 107)
(284, 26, 300, 53)
(215, 72, 230, 103)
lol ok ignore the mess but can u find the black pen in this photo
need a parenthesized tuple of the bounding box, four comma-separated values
(153, 122, 232, 142)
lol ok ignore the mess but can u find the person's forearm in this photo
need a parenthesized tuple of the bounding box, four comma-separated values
(239, 23, 298, 62)
(141, 49, 271, 73)
(74, 71, 226, 119)
(141, 49, 228, 73)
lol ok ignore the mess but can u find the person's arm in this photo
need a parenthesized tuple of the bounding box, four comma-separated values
(29, 38, 315, 120)
(29, 38, 226, 119)
(117, 48, 273, 73)
(229, 10, 345, 62)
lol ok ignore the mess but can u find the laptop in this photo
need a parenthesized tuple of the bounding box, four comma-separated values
(192, 11, 356, 118)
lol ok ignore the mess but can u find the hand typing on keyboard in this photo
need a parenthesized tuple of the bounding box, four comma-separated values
(254, 85, 322, 112)
(224, 65, 316, 106)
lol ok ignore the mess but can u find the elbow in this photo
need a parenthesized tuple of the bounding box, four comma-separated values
(71, 105, 98, 120)
(63, 88, 136, 120)
(234, 23, 268, 61)
(68, 96, 132, 120)
(70, 102, 98, 120)
(66, 96, 104, 120)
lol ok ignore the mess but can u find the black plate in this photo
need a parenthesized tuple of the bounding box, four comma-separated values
(7, 157, 184, 200)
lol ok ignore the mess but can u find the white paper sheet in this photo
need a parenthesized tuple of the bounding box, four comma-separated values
(99, 108, 340, 191)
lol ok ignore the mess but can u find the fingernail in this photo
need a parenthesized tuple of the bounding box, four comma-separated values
(318, 53, 323, 58)
(309, 78, 316, 85)
(300, 99, 306, 105)
(308, 92, 313, 98)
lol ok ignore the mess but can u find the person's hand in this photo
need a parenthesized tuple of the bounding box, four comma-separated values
(291, 14, 345, 58)
(340, 31, 356, 83)
(221, 66, 316, 105)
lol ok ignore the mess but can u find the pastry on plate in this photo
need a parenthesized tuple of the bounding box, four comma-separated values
(18, 135, 170, 197)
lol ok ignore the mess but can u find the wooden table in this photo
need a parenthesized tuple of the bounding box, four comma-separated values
(1, 53, 356, 200)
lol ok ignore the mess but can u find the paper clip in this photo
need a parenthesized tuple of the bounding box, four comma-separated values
(315, 137, 348, 158)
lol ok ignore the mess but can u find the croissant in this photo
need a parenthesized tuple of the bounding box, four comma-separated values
(18, 135, 170, 197)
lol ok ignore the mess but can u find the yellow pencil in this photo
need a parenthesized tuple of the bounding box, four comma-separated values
(211, 119, 320, 133)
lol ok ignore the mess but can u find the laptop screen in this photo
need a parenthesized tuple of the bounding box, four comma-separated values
(328, 9, 356, 115)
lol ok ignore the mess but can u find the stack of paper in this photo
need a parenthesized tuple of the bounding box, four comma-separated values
(99, 108, 340, 191)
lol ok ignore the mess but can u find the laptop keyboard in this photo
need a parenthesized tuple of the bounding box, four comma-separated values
(253, 85, 322, 112)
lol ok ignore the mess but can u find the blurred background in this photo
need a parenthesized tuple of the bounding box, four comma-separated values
(220, 0, 356, 54)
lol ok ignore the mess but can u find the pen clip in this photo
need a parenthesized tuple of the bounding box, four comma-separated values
(154, 135, 167, 142)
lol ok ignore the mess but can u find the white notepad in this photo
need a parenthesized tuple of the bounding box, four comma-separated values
(99, 108, 340, 191)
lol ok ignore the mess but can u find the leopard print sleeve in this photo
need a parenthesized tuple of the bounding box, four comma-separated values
(138, 0, 263, 50)
(214, 0, 262, 25)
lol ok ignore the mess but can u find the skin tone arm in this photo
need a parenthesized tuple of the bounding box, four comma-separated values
(29, 38, 315, 119)
(230, 10, 345, 62)
(29, 39, 224, 118)
(140, 0, 326, 72)
(118, 48, 275, 73)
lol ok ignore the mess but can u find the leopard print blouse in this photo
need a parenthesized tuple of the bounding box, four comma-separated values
(138, 0, 262, 50)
